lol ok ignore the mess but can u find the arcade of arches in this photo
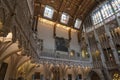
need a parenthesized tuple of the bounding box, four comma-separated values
(0, 0, 120, 80)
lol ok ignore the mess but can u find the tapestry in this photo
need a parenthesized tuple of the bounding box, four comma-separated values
(55, 37, 69, 52)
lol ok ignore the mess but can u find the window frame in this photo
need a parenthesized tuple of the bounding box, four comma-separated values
(74, 18, 82, 29)
(60, 12, 70, 24)
(44, 5, 54, 19)
(111, 0, 120, 12)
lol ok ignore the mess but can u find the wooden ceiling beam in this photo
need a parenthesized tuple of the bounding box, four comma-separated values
(68, 0, 74, 10)
(55, 0, 66, 22)
(35, 0, 102, 31)
(72, 0, 83, 20)
(58, 0, 66, 13)
(78, 0, 94, 39)
(79, 0, 91, 16)
(81, 0, 94, 18)
(79, 1, 97, 36)
(34, 0, 41, 3)
(82, 2, 97, 20)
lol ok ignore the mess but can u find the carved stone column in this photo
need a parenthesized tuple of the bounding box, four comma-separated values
(92, 24, 112, 80)
(83, 25, 93, 63)
(59, 64, 68, 80)
(77, 31, 82, 59)
(72, 66, 79, 80)
(98, 6, 120, 66)
(43, 63, 52, 80)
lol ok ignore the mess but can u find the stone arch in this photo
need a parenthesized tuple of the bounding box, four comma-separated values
(72, 66, 83, 80)
(79, 67, 86, 80)
(87, 70, 102, 80)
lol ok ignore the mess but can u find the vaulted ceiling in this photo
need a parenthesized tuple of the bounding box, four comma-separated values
(34, 0, 105, 29)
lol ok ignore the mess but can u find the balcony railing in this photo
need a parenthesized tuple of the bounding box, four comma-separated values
(93, 61, 102, 68)
(38, 49, 91, 64)
(105, 61, 118, 69)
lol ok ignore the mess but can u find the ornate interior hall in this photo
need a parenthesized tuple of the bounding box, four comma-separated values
(0, 0, 120, 80)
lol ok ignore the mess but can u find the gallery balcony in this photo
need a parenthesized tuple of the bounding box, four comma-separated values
(92, 61, 103, 69)
(38, 49, 92, 66)
(105, 61, 118, 69)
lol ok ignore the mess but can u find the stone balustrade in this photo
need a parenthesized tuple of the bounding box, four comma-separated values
(93, 61, 103, 69)
(105, 61, 118, 69)
(39, 48, 91, 62)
